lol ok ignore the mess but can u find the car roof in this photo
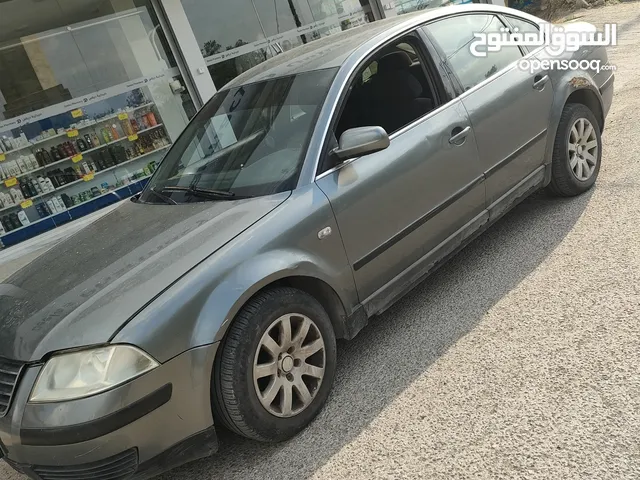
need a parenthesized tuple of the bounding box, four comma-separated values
(222, 5, 541, 90)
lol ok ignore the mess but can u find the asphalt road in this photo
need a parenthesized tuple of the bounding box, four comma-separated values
(3, 3, 640, 479)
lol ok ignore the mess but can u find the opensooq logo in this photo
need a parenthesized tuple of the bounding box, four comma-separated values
(469, 23, 617, 58)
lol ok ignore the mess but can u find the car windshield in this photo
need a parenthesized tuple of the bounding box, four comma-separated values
(140, 68, 337, 204)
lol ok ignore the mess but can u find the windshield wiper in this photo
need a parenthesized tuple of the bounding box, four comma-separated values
(147, 187, 178, 205)
(160, 185, 236, 200)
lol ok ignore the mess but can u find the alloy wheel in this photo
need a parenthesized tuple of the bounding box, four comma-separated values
(253, 314, 326, 418)
(568, 117, 599, 181)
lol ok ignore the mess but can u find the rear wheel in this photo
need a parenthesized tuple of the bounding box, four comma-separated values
(212, 287, 337, 442)
(547, 103, 602, 197)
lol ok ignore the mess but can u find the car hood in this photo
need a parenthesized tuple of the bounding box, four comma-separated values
(0, 193, 290, 362)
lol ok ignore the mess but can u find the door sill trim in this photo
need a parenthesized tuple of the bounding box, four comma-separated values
(362, 165, 546, 318)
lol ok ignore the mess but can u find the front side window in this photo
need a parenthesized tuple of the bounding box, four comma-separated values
(335, 37, 438, 138)
(426, 14, 523, 91)
(140, 69, 337, 204)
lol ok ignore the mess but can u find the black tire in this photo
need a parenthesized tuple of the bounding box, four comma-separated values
(547, 103, 602, 197)
(212, 287, 337, 442)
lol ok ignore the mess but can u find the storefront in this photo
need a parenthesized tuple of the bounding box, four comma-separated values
(0, 0, 495, 248)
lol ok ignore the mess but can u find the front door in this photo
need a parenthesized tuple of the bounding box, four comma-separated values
(315, 35, 485, 303)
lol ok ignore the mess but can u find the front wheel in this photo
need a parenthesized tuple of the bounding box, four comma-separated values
(212, 287, 337, 442)
(547, 103, 602, 197)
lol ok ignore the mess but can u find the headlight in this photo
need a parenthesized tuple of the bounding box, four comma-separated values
(30, 345, 159, 403)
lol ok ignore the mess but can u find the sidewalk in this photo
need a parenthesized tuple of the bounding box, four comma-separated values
(0, 203, 121, 281)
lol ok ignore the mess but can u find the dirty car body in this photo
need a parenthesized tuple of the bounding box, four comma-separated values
(0, 5, 613, 479)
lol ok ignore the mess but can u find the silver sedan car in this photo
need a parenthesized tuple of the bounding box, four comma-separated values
(0, 5, 613, 480)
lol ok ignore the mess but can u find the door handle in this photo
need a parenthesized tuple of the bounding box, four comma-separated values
(449, 126, 471, 145)
(533, 74, 550, 90)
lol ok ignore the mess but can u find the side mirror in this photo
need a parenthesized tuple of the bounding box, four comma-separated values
(333, 126, 390, 161)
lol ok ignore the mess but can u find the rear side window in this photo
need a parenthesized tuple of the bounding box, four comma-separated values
(425, 14, 523, 91)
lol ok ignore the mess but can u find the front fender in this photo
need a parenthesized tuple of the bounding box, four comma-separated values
(113, 184, 357, 363)
(199, 249, 354, 345)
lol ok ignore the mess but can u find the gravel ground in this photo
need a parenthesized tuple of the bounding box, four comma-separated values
(3, 3, 640, 479)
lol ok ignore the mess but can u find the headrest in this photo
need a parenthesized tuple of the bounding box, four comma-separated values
(371, 70, 423, 100)
(377, 51, 413, 73)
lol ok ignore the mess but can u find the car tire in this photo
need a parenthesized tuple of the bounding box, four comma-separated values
(547, 103, 602, 197)
(212, 287, 337, 442)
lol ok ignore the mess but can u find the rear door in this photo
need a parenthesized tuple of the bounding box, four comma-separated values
(315, 33, 486, 304)
(424, 13, 554, 207)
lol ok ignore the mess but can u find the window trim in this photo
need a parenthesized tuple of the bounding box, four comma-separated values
(415, 27, 459, 103)
(315, 30, 446, 178)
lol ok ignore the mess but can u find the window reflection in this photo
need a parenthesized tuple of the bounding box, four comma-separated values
(0, 1, 179, 120)
(427, 14, 523, 91)
(181, 0, 371, 87)
(0, 0, 195, 242)
(144, 69, 337, 201)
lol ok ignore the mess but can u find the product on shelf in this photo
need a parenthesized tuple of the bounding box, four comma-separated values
(0, 133, 30, 152)
(35, 202, 51, 219)
(0, 191, 14, 209)
(101, 127, 111, 144)
(9, 188, 25, 204)
(146, 112, 158, 127)
(77, 137, 89, 152)
(121, 119, 134, 137)
(1, 213, 22, 232)
(109, 145, 128, 164)
(46, 200, 56, 215)
(6, 214, 17, 230)
(32, 178, 42, 194)
(17, 211, 30, 227)
(51, 196, 64, 213)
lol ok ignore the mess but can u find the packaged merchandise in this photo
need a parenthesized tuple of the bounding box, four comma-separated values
(46, 200, 57, 214)
(51, 197, 63, 213)
(16, 156, 27, 173)
(17, 211, 30, 227)
(10, 188, 25, 203)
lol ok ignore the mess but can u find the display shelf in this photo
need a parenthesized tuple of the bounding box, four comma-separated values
(0, 145, 169, 214)
(0, 191, 51, 214)
(87, 145, 170, 179)
(0, 214, 58, 237)
(1, 124, 165, 185)
(0, 177, 151, 245)
(0, 103, 156, 155)
(41, 123, 165, 171)
(63, 174, 153, 214)
(74, 102, 156, 131)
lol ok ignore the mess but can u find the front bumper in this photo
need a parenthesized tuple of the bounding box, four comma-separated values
(0, 343, 219, 479)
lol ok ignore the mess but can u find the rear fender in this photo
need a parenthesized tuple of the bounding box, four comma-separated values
(543, 69, 604, 185)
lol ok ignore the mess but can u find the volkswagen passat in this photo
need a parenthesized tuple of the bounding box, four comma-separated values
(0, 5, 613, 479)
